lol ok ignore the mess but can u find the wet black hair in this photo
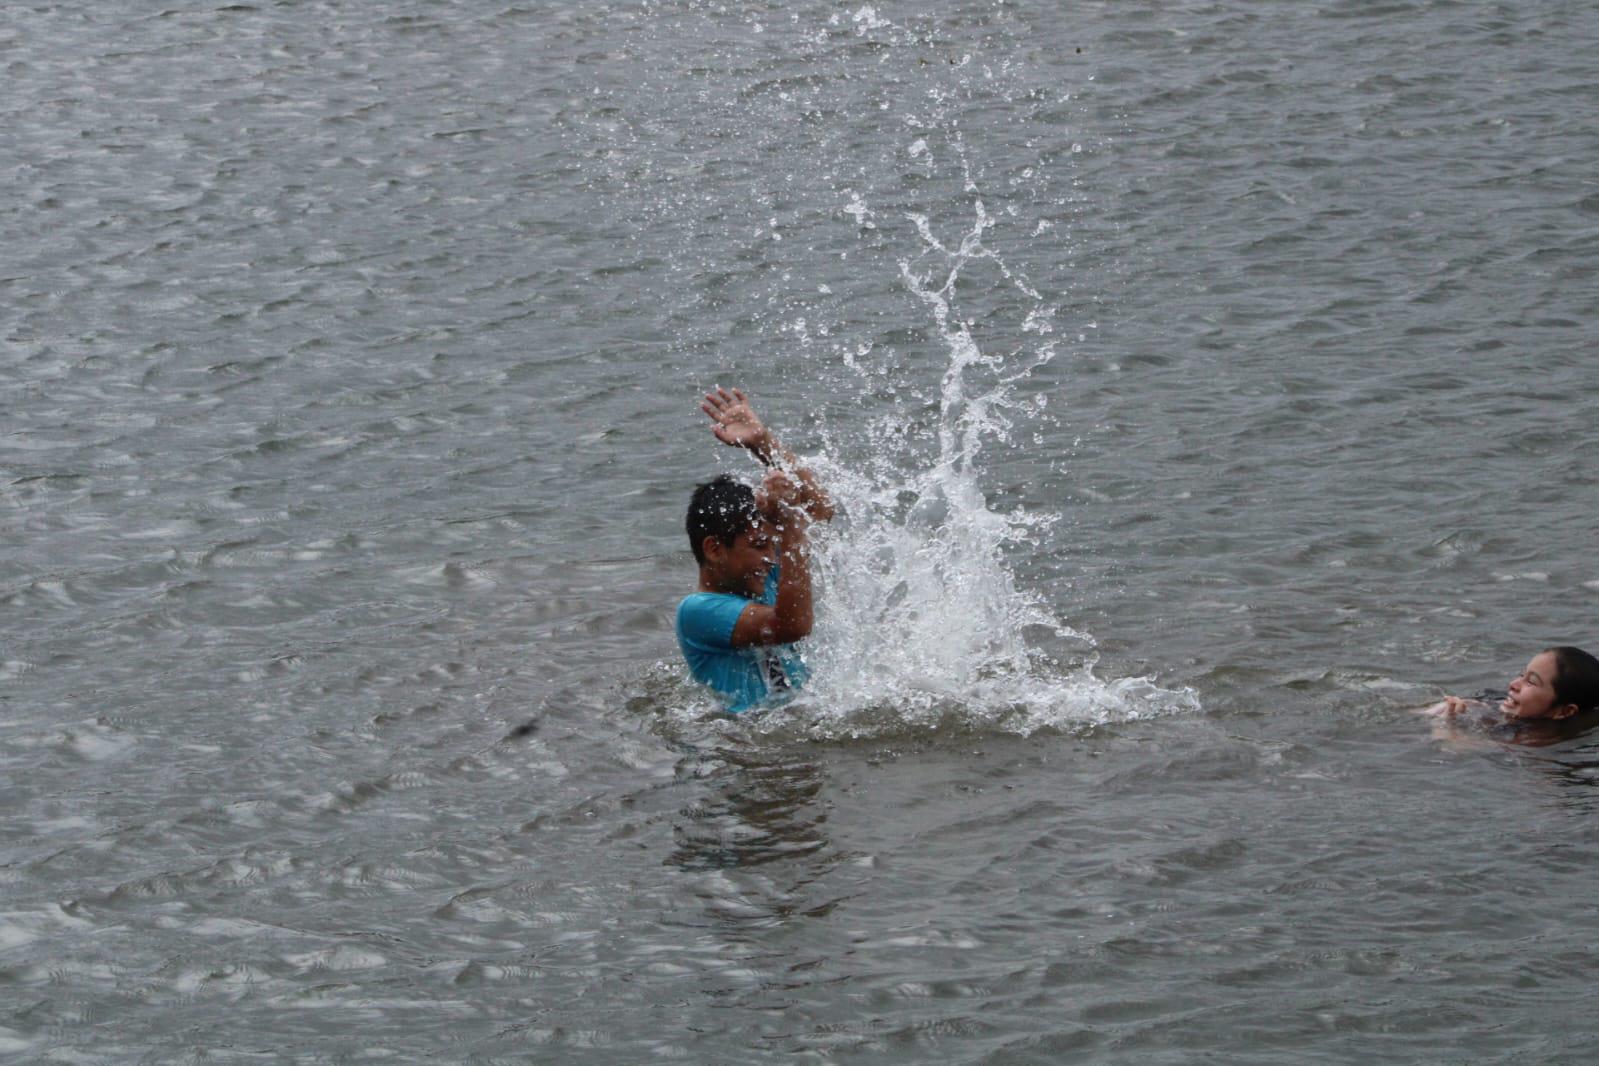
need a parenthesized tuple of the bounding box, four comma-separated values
(1546, 646, 1599, 714)
(686, 474, 760, 566)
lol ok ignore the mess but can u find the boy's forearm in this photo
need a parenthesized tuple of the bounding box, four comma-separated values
(795, 468, 834, 522)
(750, 427, 794, 469)
(772, 523, 814, 639)
(756, 431, 834, 522)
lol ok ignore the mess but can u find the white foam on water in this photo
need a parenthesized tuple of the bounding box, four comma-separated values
(0, 1029, 37, 1057)
(850, 6, 891, 34)
(62, 723, 138, 762)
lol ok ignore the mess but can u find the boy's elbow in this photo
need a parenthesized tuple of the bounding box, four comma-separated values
(772, 615, 813, 644)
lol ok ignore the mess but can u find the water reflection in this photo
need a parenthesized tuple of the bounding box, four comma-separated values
(667, 743, 830, 873)
(1427, 710, 1599, 812)
(1519, 739, 1599, 810)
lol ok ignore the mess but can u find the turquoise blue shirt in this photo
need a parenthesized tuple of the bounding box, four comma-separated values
(676, 567, 808, 714)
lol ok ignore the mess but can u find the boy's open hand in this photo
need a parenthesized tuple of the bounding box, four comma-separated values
(700, 384, 835, 523)
(702, 387, 770, 455)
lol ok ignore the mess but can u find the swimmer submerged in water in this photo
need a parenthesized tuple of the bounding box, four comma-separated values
(1422, 646, 1599, 743)
(676, 388, 834, 714)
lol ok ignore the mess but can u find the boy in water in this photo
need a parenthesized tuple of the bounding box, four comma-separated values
(677, 388, 834, 713)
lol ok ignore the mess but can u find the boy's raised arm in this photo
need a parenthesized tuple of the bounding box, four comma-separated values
(728, 471, 815, 648)
(701, 387, 834, 522)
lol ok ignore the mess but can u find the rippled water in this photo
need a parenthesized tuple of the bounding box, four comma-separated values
(5, 1, 1599, 1061)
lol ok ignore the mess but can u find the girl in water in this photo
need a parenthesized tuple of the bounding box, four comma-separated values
(1424, 646, 1599, 743)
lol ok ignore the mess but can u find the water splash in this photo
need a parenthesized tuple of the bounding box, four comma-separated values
(607, 4, 1197, 737)
(769, 199, 1198, 738)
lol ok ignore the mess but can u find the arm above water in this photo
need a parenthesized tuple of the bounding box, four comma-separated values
(729, 474, 814, 648)
(701, 386, 835, 522)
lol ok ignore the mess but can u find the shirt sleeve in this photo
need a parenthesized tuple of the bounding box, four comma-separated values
(678, 593, 752, 651)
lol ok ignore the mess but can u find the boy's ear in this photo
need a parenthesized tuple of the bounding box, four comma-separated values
(700, 535, 724, 562)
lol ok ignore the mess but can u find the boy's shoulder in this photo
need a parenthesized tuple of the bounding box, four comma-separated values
(677, 590, 753, 648)
(678, 589, 751, 611)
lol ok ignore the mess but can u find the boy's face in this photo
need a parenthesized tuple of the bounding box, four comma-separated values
(1502, 652, 1573, 720)
(715, 521, 778, 596)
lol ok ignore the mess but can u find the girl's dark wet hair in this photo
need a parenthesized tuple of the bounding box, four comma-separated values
(1546, 646, 1599, 714)
(686, 475, 759, 565)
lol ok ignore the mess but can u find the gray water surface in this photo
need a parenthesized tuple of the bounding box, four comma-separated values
(5, 1, 1599, 1061)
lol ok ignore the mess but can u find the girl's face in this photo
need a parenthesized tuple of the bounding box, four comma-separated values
(1502, 652, 1575, 720)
